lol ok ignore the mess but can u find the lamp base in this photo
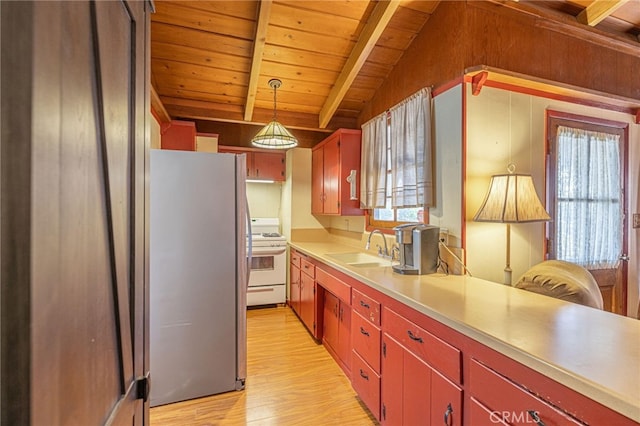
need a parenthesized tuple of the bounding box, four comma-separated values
(504, 267, 512, 286)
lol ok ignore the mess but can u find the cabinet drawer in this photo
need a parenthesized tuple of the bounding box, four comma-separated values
(300, 257, 315, 279)
(469, 358, 584, 426)
(290, 250, 301, 268)
(316, 267, 350, 304)
(469, 397, 509, 426)
(383, 307, 461, 383)
(352, 311, 381, 373)
(352, 350, 380, 420)
(352, 288, 380, 326)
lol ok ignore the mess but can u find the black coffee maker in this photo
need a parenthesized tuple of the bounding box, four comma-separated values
(392, 224, 439, 275)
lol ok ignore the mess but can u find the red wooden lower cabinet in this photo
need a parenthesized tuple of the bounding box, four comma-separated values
(299, 271, 317, 338)
(323, 292, 339, 346)
(381, 306, 462, 426)
(381, 333, 461, 426)
(431, 369, 462, 426)
(381, 334, 403, 425)
(352, 351, 381, 420)
(322, 290, 352, 374)
(337, 301, 351, 371)
(469, 358, 583, 426)
(288, 252, 640, 426)
(469, 397, 509, 426)
(351, 311, 381, 372)
(289, 262, 301, 316)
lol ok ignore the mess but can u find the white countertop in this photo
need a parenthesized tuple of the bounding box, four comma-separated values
(290, 241, 640, 422)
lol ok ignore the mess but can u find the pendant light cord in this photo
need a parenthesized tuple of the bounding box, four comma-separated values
(273, 84, 277, 121)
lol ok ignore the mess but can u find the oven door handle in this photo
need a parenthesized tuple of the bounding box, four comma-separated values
(250, 247, 287, 256)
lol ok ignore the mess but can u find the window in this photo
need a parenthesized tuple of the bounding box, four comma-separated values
(361, 88, 432, 229)
(370, 134, 424, 228)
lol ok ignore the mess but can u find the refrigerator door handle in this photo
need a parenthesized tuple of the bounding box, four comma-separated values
(246, 198, 252, 286)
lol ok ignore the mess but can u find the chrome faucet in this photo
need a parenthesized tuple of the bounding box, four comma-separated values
(366, 229, 390, 258)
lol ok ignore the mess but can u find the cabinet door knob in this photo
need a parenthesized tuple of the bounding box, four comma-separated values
(359, 326, 370, 336)
(359, 300, 370, 309)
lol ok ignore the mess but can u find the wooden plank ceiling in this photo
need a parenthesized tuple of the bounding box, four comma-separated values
(150, 0, 640, 132)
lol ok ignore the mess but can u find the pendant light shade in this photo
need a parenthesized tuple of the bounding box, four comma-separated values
(251, 79, 298, 150)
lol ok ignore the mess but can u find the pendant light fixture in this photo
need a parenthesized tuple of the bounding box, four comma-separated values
(251, 79, 298, 150)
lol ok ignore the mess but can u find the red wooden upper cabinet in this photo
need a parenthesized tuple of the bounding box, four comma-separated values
(161, 120, 196, 151)
(311, 129, 363, 216)
(218, 145, 286, 182)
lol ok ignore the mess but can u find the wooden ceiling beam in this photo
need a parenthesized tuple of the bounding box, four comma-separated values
(162, 96, 331, 131)
(318, 0, 401, 128)
(151, 84, 171, 123)
(576, 0, 629, 27)
(244, 0, 272, 122)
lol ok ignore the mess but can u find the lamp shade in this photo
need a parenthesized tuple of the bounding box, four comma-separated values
(474, 174, 551, 223)
(251, 120, 298, 149)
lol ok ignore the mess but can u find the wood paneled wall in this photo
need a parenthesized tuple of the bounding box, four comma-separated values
(359, 1, 640, 124)
(464, 2, 639, 101)
(359, 1, 467, 123)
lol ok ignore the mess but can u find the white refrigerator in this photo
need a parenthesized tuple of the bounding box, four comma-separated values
(149, 149, 248, 407)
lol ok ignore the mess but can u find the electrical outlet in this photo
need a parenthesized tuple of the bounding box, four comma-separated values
(439, 228, 450, 245)
(634, 213, 640, 229)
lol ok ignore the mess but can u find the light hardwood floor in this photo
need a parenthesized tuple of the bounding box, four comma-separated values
(150, 306, 378, 425)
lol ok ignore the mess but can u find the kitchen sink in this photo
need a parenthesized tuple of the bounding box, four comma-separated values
(325, 252, 390, 268)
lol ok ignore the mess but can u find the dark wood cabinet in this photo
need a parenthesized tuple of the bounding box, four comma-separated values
(218, 145, 285, 181)
(311, 129, 363, 215)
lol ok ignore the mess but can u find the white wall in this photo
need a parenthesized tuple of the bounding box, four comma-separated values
(430, 84, 463, 246)
(195, 134, 218, 152)
(281, 148, 329, 240)
(247, 182, 282, 219)
(466, 86, 547, 284)
(465, 85, 639, 315)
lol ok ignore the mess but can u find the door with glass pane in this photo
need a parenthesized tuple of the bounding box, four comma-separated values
(546, 111, 628, 314)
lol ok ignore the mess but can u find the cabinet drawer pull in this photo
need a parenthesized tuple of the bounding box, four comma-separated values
(444, 403, 453, 426)
(527, 410, 546, 426)
(407, 330, 423, 343)
(359, 369, 369, 381)
(359, 300, 370, 309)
(359, 326, 370, 336)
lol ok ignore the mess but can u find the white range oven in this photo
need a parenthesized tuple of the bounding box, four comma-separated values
(247, 218, 287, 307)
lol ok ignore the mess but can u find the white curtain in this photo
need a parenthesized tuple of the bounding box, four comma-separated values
(360, 113, 388, 209)
(556, 125, 621, 269)
(389, 87, 433, 208)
